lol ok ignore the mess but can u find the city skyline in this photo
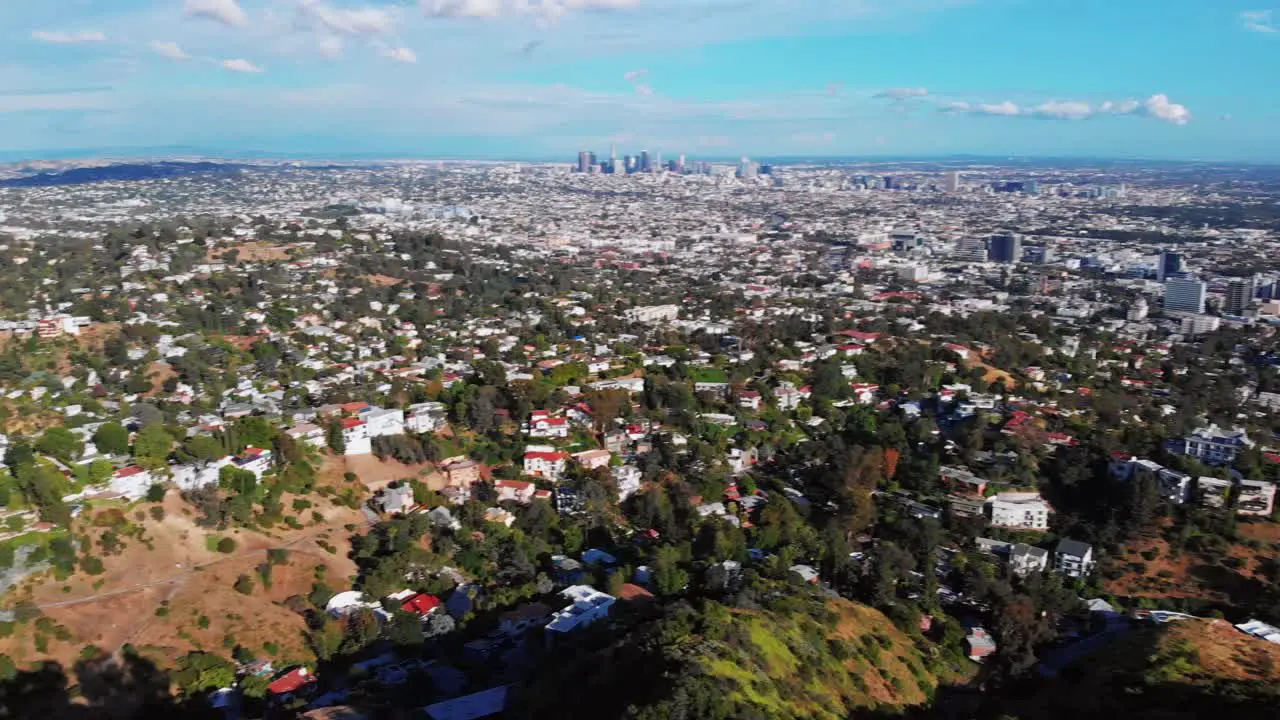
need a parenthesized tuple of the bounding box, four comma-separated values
(2, 1, 1280, 161)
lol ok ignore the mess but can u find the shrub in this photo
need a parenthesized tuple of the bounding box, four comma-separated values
(233, 574, 254, 595)
(80, 556, 106, 576)
(150, 506, 166, 522)
(216, 537, 237, 554)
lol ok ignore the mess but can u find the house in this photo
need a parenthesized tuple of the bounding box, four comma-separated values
(484, 507, 516, 527)
(528, 411, 570, 439)
(948, 496, 986, 518)
(1054, 538, 1095, 578)
(1009, 543, 1049, 576)
(1196, 476, 1232, 508)
(375, 483, 415, 515)
(545, 585, 615, 635)
(494, 479, 537, 504)
(427, 506, 461, 531)
(988, 492, 1051, 530)
(849, 383, 880, 405)
(443, 459, 481, 489)
(965, 627, 997, 660)
(738, 390, 763, 410)
(497, 602, 553, 637)
(341, 418, 372, 455)
(234, 447, 273, 478)
(399, 592, 442, 617)
(612, 465, 642, 501)
(267, 667, 317, 702)
(789, 564, 820, 584)
(1236, 479, 1277, 516)
(727, 447, 758, 475)
(286, 423, 326, 448)
(365, 407, 406, 438)
(524, 449, 570, 480)
(109, 466, 155, 500)
(1168, 424, 1255, 466)
(940, 466, 987, 496)
(573, 448, 612, 471)
(406, 402, 448, 433)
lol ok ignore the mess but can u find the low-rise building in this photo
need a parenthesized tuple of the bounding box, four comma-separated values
(1236, 479, 1277, 516)
(988, 492, 1051, 530)
(1054, 538, 1095, 578)
(545, 585, 615, 635)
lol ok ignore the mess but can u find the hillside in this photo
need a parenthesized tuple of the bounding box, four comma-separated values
(1001, 619, 1280, 720)
(510, 594, 963, 720)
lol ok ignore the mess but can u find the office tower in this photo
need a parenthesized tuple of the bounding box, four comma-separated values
(640, 150, 652, 173)
(588, 152, 597, 173)
(737, 157, 758, 179)
(1164, 276, 1207, 314)
(944, 171, 962, 192)
(1225, 278, 1255, 316)
(1023, 244, 1055, 265)
(883, 175, 894, 189)
(677, 154, 686, 173)
(988, 233, 1022, 264)
(957, 236, 989, 262)
(610, 143, 618, 170)
(1157, 250, 1183, 282)
(1024, 180, 1040, 195)
(624, 155, 637, 174)
(576, 151, 591, 173)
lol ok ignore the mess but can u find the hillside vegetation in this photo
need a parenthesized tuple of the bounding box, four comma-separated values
(511, 592, 963, 720)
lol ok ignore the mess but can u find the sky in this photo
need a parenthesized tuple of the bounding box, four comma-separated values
(1, 0, 1279, 162)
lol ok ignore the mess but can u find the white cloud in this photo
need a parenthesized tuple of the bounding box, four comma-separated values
(31, 30, 107, 44)
(874, 87, 928, 99)
(380, 46, 418, 63)
(221, 58, 264, 73)
(941, 94, 1190, 125)
(186, 0, 249, 28)
(633, 83, 654, 96)
(318, 36, 344, 58)
(300, 1, 393, 35)
(1141, 94, 1191, 125)
(1240, 10, 1277, 33)
(150, 41, 190, 61)
(424, 0, 641, 21)
(1032, 100, 1093, 120)
(623, 69, 649, 82)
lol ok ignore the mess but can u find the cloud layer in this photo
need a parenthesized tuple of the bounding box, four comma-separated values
(1240, 10, 1277, 33)
(221, 58, 264, 73)
(940, 94, 1191, 125)
(31, 30, 106, 44)
(185, 0, 248, 28)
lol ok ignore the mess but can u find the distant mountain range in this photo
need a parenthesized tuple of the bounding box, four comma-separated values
(0, 161, 252, 188)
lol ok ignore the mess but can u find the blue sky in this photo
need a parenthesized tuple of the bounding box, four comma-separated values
(1, 0, 1278, 161)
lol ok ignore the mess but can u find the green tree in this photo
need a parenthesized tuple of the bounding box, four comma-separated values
(326, 419, 346, 454)
(91, 422, 131, 456)
(133, 425, 174, 462)
(35, 427, 84, 463)
(171, 652, 237, 695)
(653, 545, 690, 596)
(387, 610, 424, 648)
(233, 574, 254, 595)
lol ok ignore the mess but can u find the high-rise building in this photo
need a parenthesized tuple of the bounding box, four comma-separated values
(1164, 276, 1207, 314)
(1225, 278, 1256, 316)
(676, 154, 686, 173)
(988, 233, 1022, 264)
(640, 150, 652, 173)
(1023, 244, 1055, 265)
(576, 151, 591, 173)
(944, 171, 962, 192)
(1157, 250, 1183, 282)
(1023, 180, 1040, 195)
(737, 157, 758, 179)
(957, 237, 989, 263)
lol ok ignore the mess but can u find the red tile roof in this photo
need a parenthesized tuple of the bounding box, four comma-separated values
(268, 668, 315, 695)
(400, 593, 442, 616)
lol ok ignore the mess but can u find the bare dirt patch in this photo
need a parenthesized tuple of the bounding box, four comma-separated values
(1105, 520, 1271, 606)
(365, 274, 404, 287)
(319, 454, 444, 493)
(207, 242, 295, 263)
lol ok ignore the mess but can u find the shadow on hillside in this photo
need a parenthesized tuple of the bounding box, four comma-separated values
(0, 652, 216, 720)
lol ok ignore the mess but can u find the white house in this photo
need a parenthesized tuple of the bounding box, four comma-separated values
(406, 402, 447, 433)
(1170, 424, 1254, 466)
(286, 423, 326, 448)
(612, 465, 642, 501)
(545, 585, 616, 635)
(234, 447, 273, 478)
(524, 449, 570, 481)
(342, 418, 373, 455)
(108, 466, 156, 500)
(365, 407, 406, 438)
(1237, 479, 1277, 517)
(1009, 543, 1049, 576)
(988, 492, 1051, 530)
(495, 479, 537, 504)
(528, 411, 570, 439)
(1053, 539, 1095, 578)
